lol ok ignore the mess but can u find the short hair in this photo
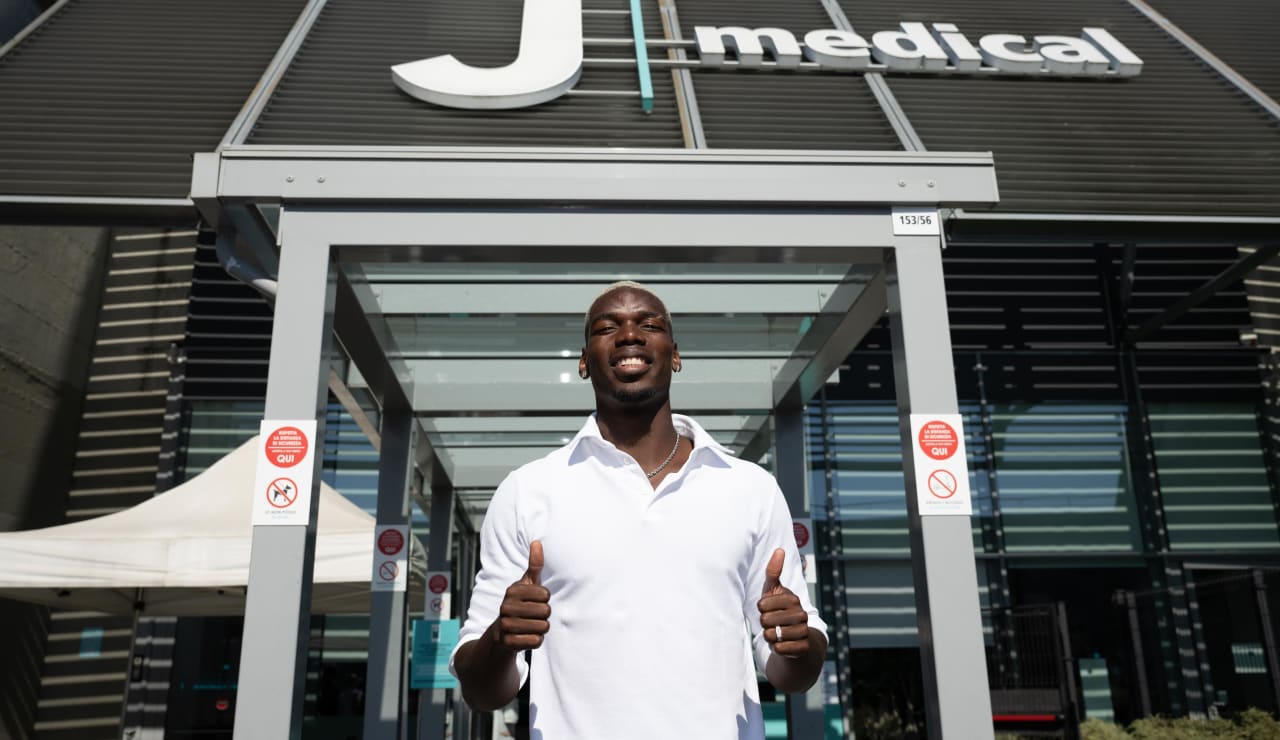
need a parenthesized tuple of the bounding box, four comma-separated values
(583, 280, 674, 341)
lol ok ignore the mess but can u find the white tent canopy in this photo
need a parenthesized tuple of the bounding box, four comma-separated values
(0, 437, 424, 616)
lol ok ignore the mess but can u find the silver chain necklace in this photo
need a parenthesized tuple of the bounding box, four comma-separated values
(646, 432, 682, 479)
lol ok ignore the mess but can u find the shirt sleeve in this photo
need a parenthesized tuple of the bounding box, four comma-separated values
(741, 476, 829, 672)
(448, 472, 531, 688)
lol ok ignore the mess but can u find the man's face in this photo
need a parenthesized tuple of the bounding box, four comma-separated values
(579, 287, 681, 409)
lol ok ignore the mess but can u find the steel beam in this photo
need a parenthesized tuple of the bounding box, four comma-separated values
(211, 147, 998, 208)
(362, 405, 415, 740)
(888, 235, 994, 739)
(1127, 243, 1280, 343)
(773, 407, 827, 739)
(231, 223, 335, 740)
(418, 460, 457, 740)
(773, 265, 887, 410)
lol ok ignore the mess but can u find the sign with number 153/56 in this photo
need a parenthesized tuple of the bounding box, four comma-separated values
(892, 207, 940, 236)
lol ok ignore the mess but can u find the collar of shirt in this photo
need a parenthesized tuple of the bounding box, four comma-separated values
(566, 413, 735, 472)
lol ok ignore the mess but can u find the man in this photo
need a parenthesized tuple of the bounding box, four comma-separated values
(451, 281, 827, 739)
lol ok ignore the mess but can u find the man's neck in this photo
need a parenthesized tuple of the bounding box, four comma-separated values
(594, 403, 675, 450)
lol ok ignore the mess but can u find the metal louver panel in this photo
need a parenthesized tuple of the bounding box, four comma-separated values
(1144, 0, 1280, 105)
(182, 240, 272, 400)
(247, 0, 683, 147)
(671, 0, 902, 150)
(837, 0, 1280, 215)
(0, 0, 307, 199)
(842, 242, 1260, 400)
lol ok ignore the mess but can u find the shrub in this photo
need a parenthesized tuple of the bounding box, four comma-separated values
(1082, 717, 1130, 740)
(1236, 708, 1280, 740)
(1076, 710, 1280, 739)
(1130, 715, 1240, 739)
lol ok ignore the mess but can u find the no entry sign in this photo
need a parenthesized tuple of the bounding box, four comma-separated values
(378, 528, 405, 556)
(424, 571, 452, 620)
(793, 518, 816, 585)
(371, 525, 409, 593)
(252, 420, 316, 526)
(909, 414, 972, 516)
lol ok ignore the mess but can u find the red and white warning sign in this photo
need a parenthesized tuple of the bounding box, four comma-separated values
(371, 525, 409, 593)
(252, 420, 316, 526)
(793, 518, 817, 585)
(909, 414, 972, 516)
(424, 570, 452, 620)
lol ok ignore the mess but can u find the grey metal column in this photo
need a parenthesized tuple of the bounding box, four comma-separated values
(773, 405, 826, 740)
(417, 462, 456, 740)
(364, 405, 415, 739)
(888, 235, 994, 739)
(232, 222, 336, 739)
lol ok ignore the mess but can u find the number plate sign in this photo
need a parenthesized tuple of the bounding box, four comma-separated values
(892, 207, 941, 236)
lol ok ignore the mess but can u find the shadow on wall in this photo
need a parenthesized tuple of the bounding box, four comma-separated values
(0, 225, 111, 740)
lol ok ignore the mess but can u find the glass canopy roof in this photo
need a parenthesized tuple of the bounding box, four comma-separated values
(340, 260, 884, 505)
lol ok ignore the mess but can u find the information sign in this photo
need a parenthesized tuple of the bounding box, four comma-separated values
(908, 414, 972, 516)
(371, 525, 409, 592)
(423, 570, 452, 619)
(252, 420, 316, 526)
(793, 518, 817, 585)
(411, 618, 460, 690)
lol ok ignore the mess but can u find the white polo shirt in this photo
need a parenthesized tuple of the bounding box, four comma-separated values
(451, 414, 827, 740)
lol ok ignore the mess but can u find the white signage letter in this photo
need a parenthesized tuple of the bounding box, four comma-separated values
(871, 22, 950, 71)
(978, 33, 1043, 73)
(695, 26, 803, 68)
(1082, 27, 1144, 76)
(391, 0, 583, 109)
(802, 29, 870, 70)
(1033, 35, 1109, 74)
(931, 23, 982, 72)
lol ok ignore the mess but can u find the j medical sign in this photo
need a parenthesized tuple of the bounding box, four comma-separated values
(392, 0, 1144, 110)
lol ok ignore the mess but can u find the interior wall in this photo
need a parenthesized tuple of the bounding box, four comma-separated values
(0, 225, 110, 740)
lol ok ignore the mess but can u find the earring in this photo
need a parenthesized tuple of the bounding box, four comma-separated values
(579, 369, 589, 379)
(673, 363, 682, 373)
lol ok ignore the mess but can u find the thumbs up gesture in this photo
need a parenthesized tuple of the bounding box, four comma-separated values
(758, 548, 810, 658)
(496, 540, 552, 652)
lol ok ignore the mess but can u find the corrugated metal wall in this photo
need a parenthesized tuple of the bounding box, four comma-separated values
(246, 0, 684, 147)
(0, 0, 307, 199)
(1, 0, 1277, 216)
(31, 229, 196, 740)
(670, 0, 903, 150)
(1145, 0, 1279, 104)
(837, 0, 1280, 215)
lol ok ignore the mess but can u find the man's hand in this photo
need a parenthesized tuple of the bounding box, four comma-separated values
(495, 540, 551, 652)
(758, 548, 811, 658)
(455, 540, 551, 711)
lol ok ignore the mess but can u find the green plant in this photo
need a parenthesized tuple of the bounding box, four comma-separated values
(1128, 715, 1247, 739)
(1082, 717, 1131, 740)
(1236, 708, 1280, 740)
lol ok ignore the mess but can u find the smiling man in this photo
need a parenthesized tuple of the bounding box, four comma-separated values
(450, 281, 827, 739)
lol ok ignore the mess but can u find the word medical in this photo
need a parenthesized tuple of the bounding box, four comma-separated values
(694, 23, 1143, 76)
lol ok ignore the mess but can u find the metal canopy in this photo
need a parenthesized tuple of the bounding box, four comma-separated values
(193, 146, 996, 495)
(191, 144, 1001, 740)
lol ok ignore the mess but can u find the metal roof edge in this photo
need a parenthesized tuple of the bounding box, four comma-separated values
(0, 196, 197, 226)
(214, 145, 993, 165)
(217, 0, 333, 149)
(1124, 0, 1280, 121)
(0, 0, 73, 61)
(948, 210, 1280, 244)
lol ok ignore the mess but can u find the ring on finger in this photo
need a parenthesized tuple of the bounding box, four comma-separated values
(774, 625, 782, 642)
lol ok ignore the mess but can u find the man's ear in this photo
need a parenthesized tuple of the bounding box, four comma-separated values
(672, 345, 682, 373)
(579, 351, 589, 379)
